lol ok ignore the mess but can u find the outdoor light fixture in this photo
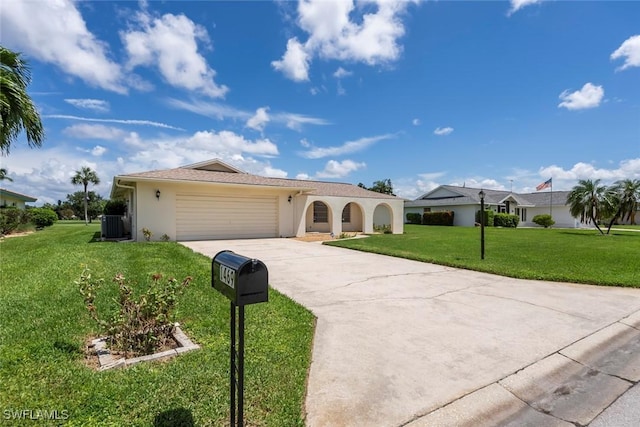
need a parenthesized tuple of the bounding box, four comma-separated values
(156, 189, 161, 200)
(288, 195, 292, 203)
(479, 189, 485, 260)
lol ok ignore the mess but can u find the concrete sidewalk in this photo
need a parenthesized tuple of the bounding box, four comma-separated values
(182, 238, 640, 427)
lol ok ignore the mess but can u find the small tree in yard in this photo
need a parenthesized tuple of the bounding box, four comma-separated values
(532, 214, 555, 228)
(29, 207, 57, 228)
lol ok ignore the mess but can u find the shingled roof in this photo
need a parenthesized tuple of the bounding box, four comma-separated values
(114, 160, 397, 200)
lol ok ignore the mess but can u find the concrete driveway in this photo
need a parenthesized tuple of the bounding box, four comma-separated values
(182, 238, 640, 427)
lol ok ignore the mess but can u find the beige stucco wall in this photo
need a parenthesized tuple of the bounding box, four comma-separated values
(0, 195, 27, 209)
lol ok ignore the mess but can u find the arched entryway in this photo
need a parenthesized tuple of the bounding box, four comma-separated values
(305, 200, 333, 233)
(373, 203, 393, 233)
(341, 202, 364, 233)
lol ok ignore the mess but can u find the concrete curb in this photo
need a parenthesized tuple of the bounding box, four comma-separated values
(91, 323, 200, 371)
(408, 310, 640, 426)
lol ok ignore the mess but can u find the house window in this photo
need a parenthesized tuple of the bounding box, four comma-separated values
(342, 203, 351, 223)
(313, 201, 328, 223)
(423, 208, 431, 213)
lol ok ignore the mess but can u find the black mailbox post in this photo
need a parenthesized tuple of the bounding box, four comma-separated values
(212, 250, 268, 427)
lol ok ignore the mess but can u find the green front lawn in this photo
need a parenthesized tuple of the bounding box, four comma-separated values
(327, 224, 640, 287)
(0, 223, 314, 426)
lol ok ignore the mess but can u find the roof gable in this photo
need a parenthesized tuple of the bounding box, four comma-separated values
(181, 159, 245, 173)
(0, 188, 37, 202)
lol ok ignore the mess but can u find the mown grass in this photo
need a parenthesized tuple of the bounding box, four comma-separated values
(327, 225, 640, 287)
(0, 223, 314, 426)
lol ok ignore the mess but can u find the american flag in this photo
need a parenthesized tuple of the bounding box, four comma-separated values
(536, 178, 552, 191)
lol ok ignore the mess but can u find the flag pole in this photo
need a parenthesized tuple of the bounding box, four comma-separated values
(549, 178, 553, 217)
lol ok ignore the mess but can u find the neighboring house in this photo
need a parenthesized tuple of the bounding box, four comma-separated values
(110, 159, 404, 241)
(405, 185, 578, 228)
(0, 188, 37, 209)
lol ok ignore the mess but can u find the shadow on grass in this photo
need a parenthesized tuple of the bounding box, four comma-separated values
(154, 408, 195, 427)
(53, 341, 83, 358)
(557, 230, 638, 239)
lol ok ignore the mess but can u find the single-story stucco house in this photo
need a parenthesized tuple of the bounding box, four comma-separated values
(0, 188, 37, 209)
(405, 185, 580, 228)
(110, 159, 404, 241)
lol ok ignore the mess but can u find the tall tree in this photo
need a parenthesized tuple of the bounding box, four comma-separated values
(71, 167, 100, 225)
(0, 46, 44, 155)
(566, 179, 607, 235)
(0, 167, 12, 181)
(605, 179, 640, 233)
(369, 179, 395, 195)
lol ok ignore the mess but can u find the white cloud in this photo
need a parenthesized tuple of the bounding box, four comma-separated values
(0, 0, 126, 93)
(63, 124, 126, 140)
(64, 99, 110, 113)
(273, 0, 414, 81)
(91, 145, 107, 156)
(263, 166, 288, 178)
(333, 67, 353, 79)
(412, 118, 420, 126)
(300, 138, 311, 148)
(300, 134, 393, 159)
(316, 159, 366, 178)
(539, 159, 640, 182)
(558, 83, 604, 110)
(434, 126, 454, 136)
(508, 0, 543, 16)
(246, 107, 270, 131)
(186, 130, 279, 156)
(166, 98, 329, 130)
(611, 35, 640, 71)
(296, 173, 311, 180)
(121, 10, 228, 97)
(44, 114, 184, 130)
(271, 37, 310, 82)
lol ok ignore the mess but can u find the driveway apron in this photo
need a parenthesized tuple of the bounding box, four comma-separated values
(181, 238, 640, 427)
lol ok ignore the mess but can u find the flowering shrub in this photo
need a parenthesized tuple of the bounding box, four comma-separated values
(77, 267, 192, 356)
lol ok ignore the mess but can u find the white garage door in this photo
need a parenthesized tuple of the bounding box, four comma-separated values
(176, 194, 278, 240)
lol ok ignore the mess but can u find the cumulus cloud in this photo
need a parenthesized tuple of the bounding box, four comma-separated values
(434, 126, 454, 136)
(412, 119, 420, 126)
(91, 145, 107, 156)
(263, 166, 288, 178)
(300, 134, 393, 159)
(300, 138, 311, 148)
(611, 35, 640, 71)
(121, 10, 228, 97)
(333, 67, 353, 79)
(296, 173, 311, 180)
(44, 114, 183, 130)
(0, 0, 126, 93)
(508, 0, 543, 16)
(64, 99, 110, 113)
(539, 159, 640, 182)
(186, 130, 279, 156)
(316, 159, 366, 178)
(246, 107, 270, 131)
(558, 83, 604, 110)
(273, 0, 414, 81)
(271, 38, 311, 81)
(63, 124, 127, 140)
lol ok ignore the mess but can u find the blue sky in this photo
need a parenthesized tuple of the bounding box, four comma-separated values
(1, 0, 639, 205)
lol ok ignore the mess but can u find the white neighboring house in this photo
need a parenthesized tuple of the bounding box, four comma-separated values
(405, 185, 580, 228)
(0, 188, 37, 209)
(110, 159, 404, 241)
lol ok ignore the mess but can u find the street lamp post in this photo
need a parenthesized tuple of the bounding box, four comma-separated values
(479, 189, 485, 260)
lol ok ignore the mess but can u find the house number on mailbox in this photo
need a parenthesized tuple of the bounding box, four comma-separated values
(220, 264, 235, 288)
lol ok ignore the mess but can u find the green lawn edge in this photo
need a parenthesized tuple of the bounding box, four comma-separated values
(0, 223, 315, 426)
(326, 224, 640, 287)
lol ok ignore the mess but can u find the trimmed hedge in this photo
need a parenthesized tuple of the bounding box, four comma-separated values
(0, 207, 29, 235)
(104, 199, 127, 215)
(494, 213, 520, 228)
(423, 211, 454, 226)
(532, 214, 555, 228)
(475, 209, 495, 227)
(406, 213, 422, 224)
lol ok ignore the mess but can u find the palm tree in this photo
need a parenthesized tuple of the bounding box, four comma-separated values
(0, 167, 12, 181)
(605, 179, 640, 233)
(566, 179, 607, 235)
(0, 46, 45, 155)
(71, 167, 100, 225)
